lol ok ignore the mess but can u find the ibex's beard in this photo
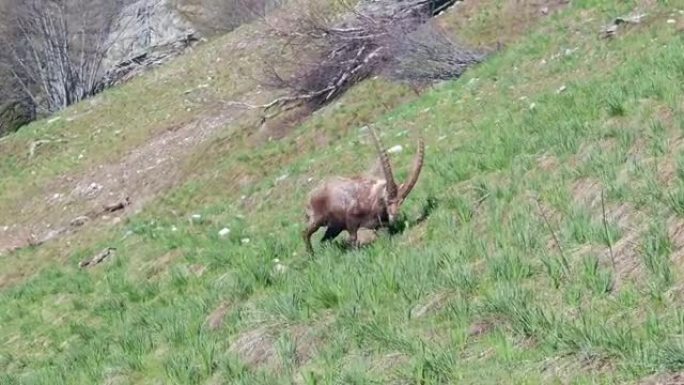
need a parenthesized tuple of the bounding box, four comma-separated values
(373, 180, 397, 224)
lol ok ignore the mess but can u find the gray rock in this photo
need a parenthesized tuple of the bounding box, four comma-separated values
(100, 0, 200, 89)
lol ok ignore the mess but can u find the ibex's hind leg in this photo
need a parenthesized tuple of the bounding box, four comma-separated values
(321, 225, 343, 243)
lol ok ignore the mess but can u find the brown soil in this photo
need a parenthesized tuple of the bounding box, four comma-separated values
(0, 106, 245, 255)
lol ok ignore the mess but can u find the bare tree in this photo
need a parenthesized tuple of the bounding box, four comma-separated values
(0, 0, 127, 114)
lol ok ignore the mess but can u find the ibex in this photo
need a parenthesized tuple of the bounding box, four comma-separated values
(303, 127, 425, 253)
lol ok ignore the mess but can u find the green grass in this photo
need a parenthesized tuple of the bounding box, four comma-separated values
(2, 0, 684, 384)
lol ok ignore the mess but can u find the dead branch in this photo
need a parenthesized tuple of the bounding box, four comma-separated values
(28, 138, 68, 159)
(537, 197, 570, 273)
(79, 247, 117, 268)
(600, 189, 617, 270)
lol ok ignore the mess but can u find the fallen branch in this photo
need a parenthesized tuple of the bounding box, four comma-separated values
(79, 247, 117, 268)
(103, 196, 131, 213)
(28, 138, 67, 159)
(600, 189, 616, 270)
(537, 197, 570, 273)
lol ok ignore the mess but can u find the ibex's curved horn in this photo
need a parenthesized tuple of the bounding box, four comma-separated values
(368, 126, 398, 198)
(399, 136, 424, 200)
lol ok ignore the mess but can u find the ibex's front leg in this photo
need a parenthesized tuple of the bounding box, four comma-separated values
(348, 226, 360, 249)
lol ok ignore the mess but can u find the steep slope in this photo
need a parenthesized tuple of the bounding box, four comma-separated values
(2, 1, 684, 384)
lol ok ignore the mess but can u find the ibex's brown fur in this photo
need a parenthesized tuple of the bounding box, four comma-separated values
(303, 127, 425, 253)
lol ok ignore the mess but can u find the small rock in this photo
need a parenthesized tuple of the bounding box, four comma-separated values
(307, 177, 314, 183)
(437, 135, 447, 141)
(667, 19, 676, 24)
(387, 145, 403, 154)
(112, 217, 122, 225)
(47, 193, 64, 205)
(540, 6, 549, 15)
(529, 102, 537, 110)
(600, 24, 619, 38)
(273, 263, 287, 274)
(275, 174, 289, 183)
(218, 228, 231, 238)
(191, 214, 202, 221)
(72, 182, 103, 198)
(556, 85, 567, 94)
(240, 238, 250, 244)
(171, 226, 178, 232)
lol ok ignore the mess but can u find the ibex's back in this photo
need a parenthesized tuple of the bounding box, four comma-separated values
(303, 128, 424, 253)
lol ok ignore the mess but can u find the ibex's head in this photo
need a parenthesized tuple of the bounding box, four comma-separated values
(368, 126, 425, 224)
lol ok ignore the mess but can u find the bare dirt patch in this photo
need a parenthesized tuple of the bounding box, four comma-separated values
(369, 352, 410, 375)
(228, 321, 326, 372)
(568, 177, 648, 285)
(571, 177, 603, 209)
(468, 319, 496, 338)
(536, 153, 560, 171)
(638, 372, 684, 385)
(205, 301, 233, 331)
(667, 216, 684, 266)
(139, 249, 184, 280)
(0, 106, 245, 255)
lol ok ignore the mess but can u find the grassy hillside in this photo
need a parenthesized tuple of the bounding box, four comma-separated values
(2, 0, 684, 384)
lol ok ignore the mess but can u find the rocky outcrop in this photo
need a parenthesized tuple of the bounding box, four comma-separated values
(99, 0, 201, 89)
(0, 99, 36, 137)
